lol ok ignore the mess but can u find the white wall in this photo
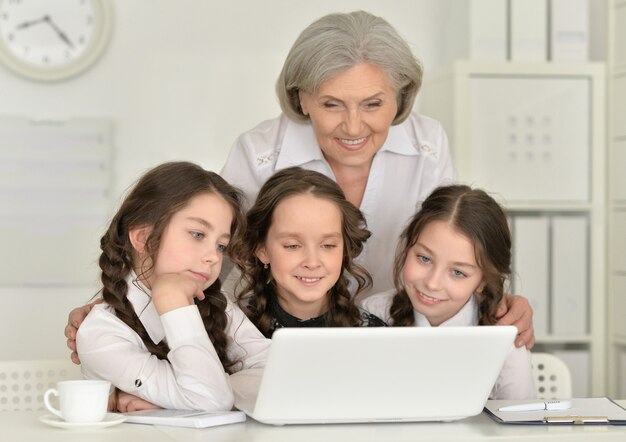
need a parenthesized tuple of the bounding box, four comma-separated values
(0, 0, 445, 360)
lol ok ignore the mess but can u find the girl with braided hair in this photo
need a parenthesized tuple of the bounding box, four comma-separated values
(361, 185, 535, 399)
(76, 161, 269, 411)
(230, 167, 385, 338)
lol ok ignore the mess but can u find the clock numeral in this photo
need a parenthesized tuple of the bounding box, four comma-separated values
(22, 46, 29, 53)
(7, 33, 14, 42)
(87, 16, 93, 25)
(8, 0, 23, 5)
(79, 35, 85, 45)
(42, 55, 49, 64)
(1, 13, 8, 21)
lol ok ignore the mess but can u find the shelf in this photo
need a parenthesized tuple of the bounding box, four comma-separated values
(504, 203, 591, 213)
(536, 336, 591, 345)
(428, 61, 606, 79)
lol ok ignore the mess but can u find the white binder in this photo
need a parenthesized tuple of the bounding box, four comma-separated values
(551, 216, 588, 335)
(513, 216, 549, 336)
(469, 0, 508, 60)
(510, 0, 548, 61)
(550, 0, 589, 61)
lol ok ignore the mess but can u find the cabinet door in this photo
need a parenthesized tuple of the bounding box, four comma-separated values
(469, 76, 590, 202)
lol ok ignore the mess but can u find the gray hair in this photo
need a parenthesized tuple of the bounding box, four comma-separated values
(276, 10, 423, 125)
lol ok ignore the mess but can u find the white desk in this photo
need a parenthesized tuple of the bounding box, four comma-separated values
(5, 401, 626, 442)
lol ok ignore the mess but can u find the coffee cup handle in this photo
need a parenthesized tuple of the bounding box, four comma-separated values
(43, 388, 63, 418)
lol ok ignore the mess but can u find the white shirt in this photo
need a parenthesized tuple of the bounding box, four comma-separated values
(361, 290, 536, 400)
(76, 277, 271, 411)
(220, 113, 456, 298)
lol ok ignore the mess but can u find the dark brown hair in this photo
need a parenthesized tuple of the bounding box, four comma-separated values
(98, 161, 244, 373)
(389, 185, 511, 326)
(230, 167, 371, 337)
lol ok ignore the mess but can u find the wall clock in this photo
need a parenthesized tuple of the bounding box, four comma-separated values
(0, 0, 113, 81)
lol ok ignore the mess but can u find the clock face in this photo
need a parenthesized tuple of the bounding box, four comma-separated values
(0, 0, 112, 81)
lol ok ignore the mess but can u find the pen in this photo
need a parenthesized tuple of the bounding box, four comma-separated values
(498, 400, 572, 412)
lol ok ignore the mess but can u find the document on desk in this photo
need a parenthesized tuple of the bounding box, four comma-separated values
(484, 397, 626, 425)
(123, 409, 246, 428)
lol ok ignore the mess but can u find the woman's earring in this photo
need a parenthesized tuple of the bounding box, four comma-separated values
(264, 263, 269, 270)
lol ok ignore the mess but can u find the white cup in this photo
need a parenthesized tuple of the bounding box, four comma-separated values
(43, 380, 111, 423)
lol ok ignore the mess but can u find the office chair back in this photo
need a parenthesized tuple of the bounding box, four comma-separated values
(531, 352, 572, 400)
(0, 359, 82, 411)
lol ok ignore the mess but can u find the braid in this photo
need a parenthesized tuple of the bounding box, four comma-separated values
(388, 290, 415, 326)
(99, 220, 170, 360)
(477, 273, 505, 325)
(238, 277, 276, 339)
(326, 276, 363, 327)
(195, 281, 236, 373)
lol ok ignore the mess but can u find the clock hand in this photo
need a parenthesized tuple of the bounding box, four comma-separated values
(43, 15, 75, 49)
(15, 16, 47, 29)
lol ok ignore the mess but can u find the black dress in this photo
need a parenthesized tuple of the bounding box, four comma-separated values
(265, 293, 386, 338)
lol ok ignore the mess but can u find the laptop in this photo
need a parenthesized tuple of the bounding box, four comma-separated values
(234, 326, 517, 425)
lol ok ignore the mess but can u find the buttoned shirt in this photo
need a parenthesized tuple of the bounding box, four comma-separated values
(221, 113, 456, 298)
(361, 290, 536, 400)
(76, 275, 271, 411)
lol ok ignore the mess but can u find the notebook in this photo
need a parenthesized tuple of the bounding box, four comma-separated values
(484, 397, 626, 425)
(123, 409, 246, 428)
(234, 326, 517, 425)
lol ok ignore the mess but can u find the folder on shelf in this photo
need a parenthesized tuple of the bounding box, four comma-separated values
(550, 0, 589, 61)
(551, 216, 588, 335)
(469, 0, 508, 60)
(513, 216, 549, 335)
(510, 0, 548, 61)
(484, 397, 626, 425)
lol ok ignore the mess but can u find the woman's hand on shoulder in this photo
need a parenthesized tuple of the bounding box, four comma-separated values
(64, 299, 103, 365)
(151, 273, 205, 315)
(496, 294, 535, 350)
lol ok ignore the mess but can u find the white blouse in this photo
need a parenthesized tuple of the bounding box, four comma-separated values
(221, 113, 456, 298)
(361, 290, 536, 400)
(76, 276, 271, 411)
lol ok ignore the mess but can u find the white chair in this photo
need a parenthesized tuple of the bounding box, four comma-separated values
(530, 352, 573, 400)
(0, 359, 82, 411)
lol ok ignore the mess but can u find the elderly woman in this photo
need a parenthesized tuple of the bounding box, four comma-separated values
(221, 11, 533, 346)
(66, 11, 533, 373)
(222, 11, 451, 298)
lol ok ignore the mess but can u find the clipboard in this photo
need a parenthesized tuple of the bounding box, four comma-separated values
(484, 397, 626, 425)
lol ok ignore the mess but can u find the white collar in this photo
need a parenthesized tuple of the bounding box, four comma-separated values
(275, 118, 418, 170)
(125, 273, 165, 344)
(414, 294, 479, 327)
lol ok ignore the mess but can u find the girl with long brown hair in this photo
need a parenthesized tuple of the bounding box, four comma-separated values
(76, 161, 269, 411)
(230, 167, 384, 338)
(361, 185, 535, 399)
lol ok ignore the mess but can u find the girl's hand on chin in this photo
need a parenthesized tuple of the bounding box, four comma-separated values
(151, 273, 205, 314)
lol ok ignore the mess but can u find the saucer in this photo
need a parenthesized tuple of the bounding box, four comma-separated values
(39, 413, 126, 429)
